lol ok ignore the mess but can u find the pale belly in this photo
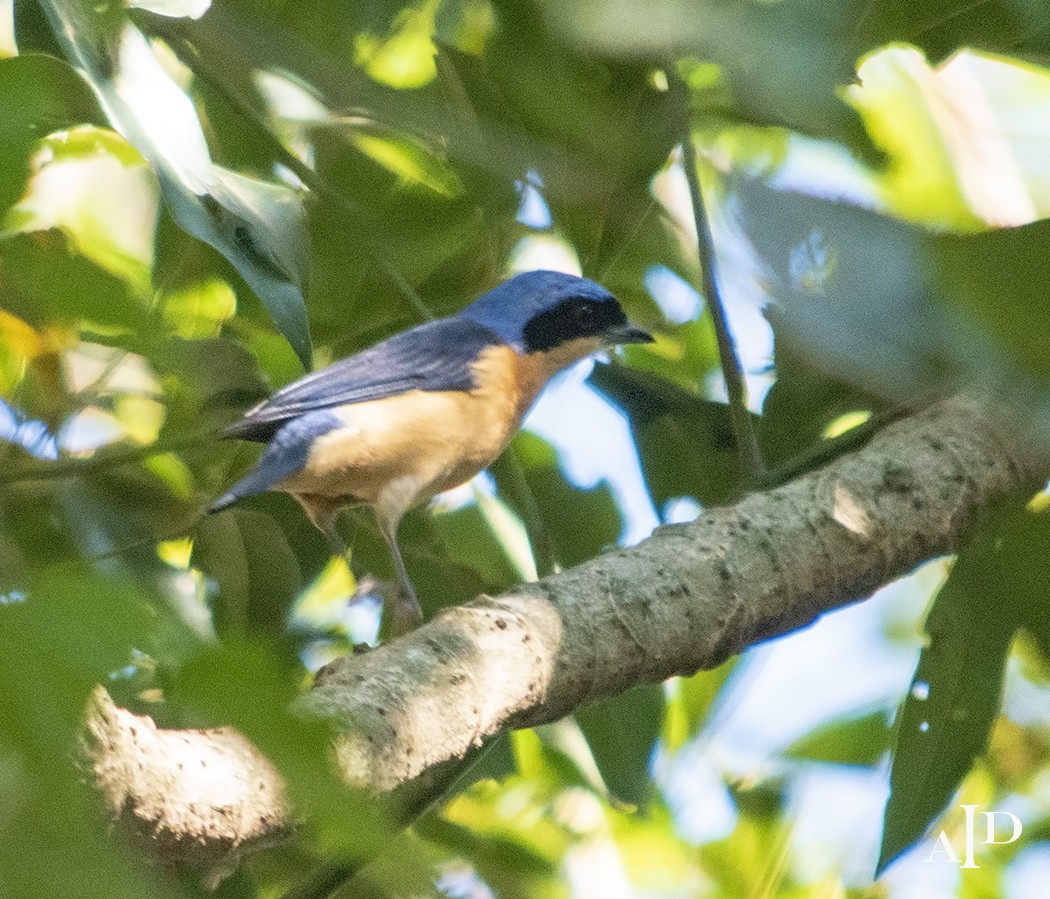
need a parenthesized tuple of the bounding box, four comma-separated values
(276, 387, 522, 513)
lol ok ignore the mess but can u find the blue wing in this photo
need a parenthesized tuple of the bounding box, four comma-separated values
(223, 316, 503, 442)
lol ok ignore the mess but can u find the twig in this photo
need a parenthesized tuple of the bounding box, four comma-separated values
(758, 404, 915, 489)
(670, 70, 766, 486)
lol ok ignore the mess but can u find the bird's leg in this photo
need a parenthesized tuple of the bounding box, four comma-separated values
(378, 520, 423, 637)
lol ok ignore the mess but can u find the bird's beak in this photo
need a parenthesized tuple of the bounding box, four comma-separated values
(604, 321, 655, 345)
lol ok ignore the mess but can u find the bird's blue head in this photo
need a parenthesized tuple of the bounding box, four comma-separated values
(462, 270, 652, 352)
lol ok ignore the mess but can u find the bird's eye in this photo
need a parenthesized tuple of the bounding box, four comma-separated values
(573, 302, 598, 332)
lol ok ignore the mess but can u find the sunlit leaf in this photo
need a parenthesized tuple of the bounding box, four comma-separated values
(33, 0, 313, 367)
(354, 0, 438, 89)
(784, 707, 892, 767)
(160, 278, 237, 339)
(12, 126, 158, 294)
(128, 0, 210, 17)
(343, 127, 462, 197)
(0, 53, 102, 214)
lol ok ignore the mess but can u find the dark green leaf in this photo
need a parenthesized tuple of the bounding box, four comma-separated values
(589, 362, 747, 509)
(542, 0, 869, 146)
(761, 311, 892, 467)
(576, 684, 664, 807)
(70, 463, 199, 555)
(171, 640, 390, 858)
(0, 567, 179, 898)
(877, 502, 1045, 873)
(503, 431, 623, 569)
(417, 816, 559, 899)
(934, 220, 1050, 378)
(544, 0, 1050, 148)
(334, 506, 491, 619)
(431, 501, 525, 593)
(0, 230, 145, 330)
(663, 658, 736, 753)
(736, 177, 971, 402)
(193, 508, 303, 642)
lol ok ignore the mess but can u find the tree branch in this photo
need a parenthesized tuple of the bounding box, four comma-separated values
(84, 394, 1048, 869)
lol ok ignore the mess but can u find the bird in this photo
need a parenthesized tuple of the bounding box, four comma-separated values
(211, 270, 653, 634)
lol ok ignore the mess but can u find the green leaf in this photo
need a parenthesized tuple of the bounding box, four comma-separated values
(589, 362, 747, 509)
(336, 506, 491, 618)
(192, 508, 303, 643)
(346, 125, 463, 197)
(576, 684, 664, 807)
(542, 0, 869, 146)
(431, 500, 528, 593)
(748, 171, 1050, 404)
(0, 53, 102, 214)
(171, 640, 390, 858)
(544, 0, 1050, 149)
(70, 462, 200, 554)
(128, 0, 210, 17)
(34, 0, 313, 368)
(877, 502, 1045, 873)
(0, 566, 180, 898)
(153, 335, 270, 412)
(934, 220, 1050, 378)
(0, 229, 145, 330)
(761, 312, 891, 467)
(736, 177, 972, 401)
(504, 431, 623, 569)
(417, 816, 560, 899)
(662, 659, 736, 753)
(785, 707, 892, 767)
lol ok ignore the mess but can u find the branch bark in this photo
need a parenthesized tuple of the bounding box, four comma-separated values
(85, 394, 1048, 868)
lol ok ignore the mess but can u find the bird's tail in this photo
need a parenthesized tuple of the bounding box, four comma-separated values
(210, 413, 336, 513)
(209, 461, 290, 514)
(209, 487, 242, 514)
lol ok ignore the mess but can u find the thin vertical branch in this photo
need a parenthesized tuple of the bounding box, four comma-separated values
(670, 72, 766, 486)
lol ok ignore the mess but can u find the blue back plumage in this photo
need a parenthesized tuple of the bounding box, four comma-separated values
(461, 270, 615, 349)
(213, 270, 622, 509)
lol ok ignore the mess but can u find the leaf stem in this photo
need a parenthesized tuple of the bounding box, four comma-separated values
(671, 71, 766, 487)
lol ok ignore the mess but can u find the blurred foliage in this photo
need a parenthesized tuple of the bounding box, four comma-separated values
(2, 0, 1050, 896)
